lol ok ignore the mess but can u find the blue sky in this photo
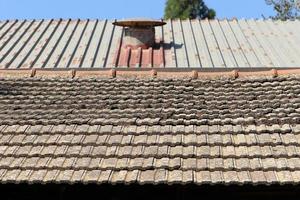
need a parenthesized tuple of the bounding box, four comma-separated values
(0, 0, 275, 20)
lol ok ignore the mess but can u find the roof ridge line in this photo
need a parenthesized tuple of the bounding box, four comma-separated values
(0, 68, 300, 79)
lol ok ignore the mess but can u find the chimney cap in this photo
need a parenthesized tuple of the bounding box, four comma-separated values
(113, 18, 166, 27)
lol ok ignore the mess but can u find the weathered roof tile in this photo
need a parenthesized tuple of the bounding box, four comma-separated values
(125, 170, 139, 184)
(154, 169, 167, 184)
(291, 171, 300, 182)
(195, 171, 211, 184)
(276, 171, 293, 184)
(66, 170, 82, 183)
(237, 171, 251, 184)
(210, 171, 223, 184)
(17, 170, 32, 182)
(43, 170, 59, 182)
(0, 76, 300, 185)
(110, 170, 127, 183)
(2, 169, 21, 183)
(168, 170, 183, 184)
(250, 171, 266, 184)
(223, 171, 239, 184)
(139, 170, 155, 184)
(56, 170, 74, 183)
(264, 171, 278, 184)
(83, 170, 101, 183)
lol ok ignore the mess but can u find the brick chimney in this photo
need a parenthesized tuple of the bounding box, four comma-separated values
(113, 18, 166, 49)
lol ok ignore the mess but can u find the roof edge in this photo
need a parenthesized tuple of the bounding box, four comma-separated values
(1, 18, 300, 23)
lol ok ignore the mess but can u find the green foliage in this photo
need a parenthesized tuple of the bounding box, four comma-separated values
(164, 0, 216, 20)
(266, 0, 300, 20)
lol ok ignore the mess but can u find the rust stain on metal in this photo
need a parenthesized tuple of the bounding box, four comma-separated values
(1, 19, 300, 69)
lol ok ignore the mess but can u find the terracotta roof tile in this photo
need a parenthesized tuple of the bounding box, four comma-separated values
(0, 75, 300, 185)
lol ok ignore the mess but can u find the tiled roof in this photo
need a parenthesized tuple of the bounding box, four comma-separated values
(0, 74, 300, 185)
(0, 19, 300, 69)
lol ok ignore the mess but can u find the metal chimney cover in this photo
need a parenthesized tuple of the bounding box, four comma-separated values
(113, 18, 166, 49)
(113, 18, 166, 27)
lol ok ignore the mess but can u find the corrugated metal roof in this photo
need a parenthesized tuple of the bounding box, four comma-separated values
(0, 19, 300, 69)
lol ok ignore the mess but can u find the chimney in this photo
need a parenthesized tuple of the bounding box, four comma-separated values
(113, 18, 166, 49)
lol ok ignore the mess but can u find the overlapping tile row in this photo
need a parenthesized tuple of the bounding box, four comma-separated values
(1, 124, 300, 184)
(0, 76, 299, 184)
(0, 76, 300, 126)
(0, 19, 300, 69)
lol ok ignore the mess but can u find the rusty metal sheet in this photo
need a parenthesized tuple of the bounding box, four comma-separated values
(246, 19, 282, 68)
(106, 23, 123, 68)
(271, 20, 300, 67)
(33, 20, 69, 68)
(228, 20, 261, 68)
(9, 20, 52, 69)
(238, 19, 273, 68)
(93, 20, 114, 68)
(0, 20, 33, 64)
(67, 20, 90, 68)
(163, 19, 176, 68)
(75, 20, 98, 68)
(57, 20, 88, 68)
(181, 20, 201, 68)
(190, 20, 213, 68)
(172, 19, 188, 67)
(200, 20, 225, 68)
(0, 20, 16, 41)
(255, 20, 289, 67)
(0, 20, 24, 50)
(219, 20, 249, 68)
(0, 20, 43, 69)
(209, 20, 238, 68)
(81, 20, 107, 68)
(0, 19, 300, 69)
(44, 20, 78, 68)
(18, 20, 60, 69)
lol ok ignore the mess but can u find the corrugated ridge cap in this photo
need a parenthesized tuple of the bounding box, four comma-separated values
(0, 68, 300, 79)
